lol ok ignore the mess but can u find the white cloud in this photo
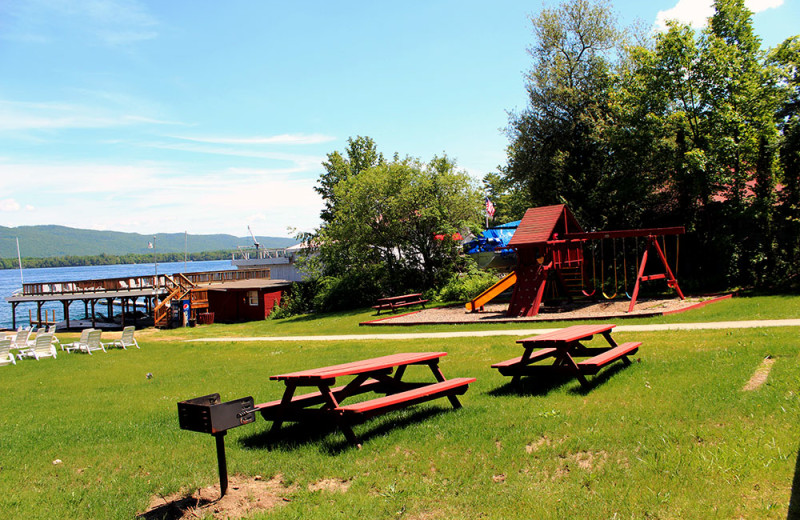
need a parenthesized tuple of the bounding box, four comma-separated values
(145, 141, 325, 173)
(171, 134, 336, 146)
(0, 199, 22, 211)
(655, 0, 785, 31)
(0, 99, 181, 132)
(0, 160, 323, 236)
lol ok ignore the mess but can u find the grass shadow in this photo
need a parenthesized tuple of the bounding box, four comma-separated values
(568, 362, 630, 396)
(272, 307, 369, 326)
(487, 371, 575, 397)
(238, 406, 451, 455)
(136, 495, 214, 520)
(788, 441, 800, 520)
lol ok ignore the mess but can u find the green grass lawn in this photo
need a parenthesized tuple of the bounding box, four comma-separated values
(148, 293, 800, 341)
(1, 296, 798, 519)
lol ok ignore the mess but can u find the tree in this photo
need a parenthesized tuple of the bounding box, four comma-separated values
(314, 136, 384, 223)
(645, 0, 780, 286)
(482, 172, 529, 224)
(770, 36, 800, 273)
(502, 0, 627, 230)
(314, 153, 482, 309)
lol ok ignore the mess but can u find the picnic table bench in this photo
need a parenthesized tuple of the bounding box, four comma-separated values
(492, 324, 640, 388)
(255, 352, 475, 446)
(372, 293, 429, 315)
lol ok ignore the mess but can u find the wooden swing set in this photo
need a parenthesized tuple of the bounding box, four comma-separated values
(466, 205, 686, 317)
(571, 229, 685, 313)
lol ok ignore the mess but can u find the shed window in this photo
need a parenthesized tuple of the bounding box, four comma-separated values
(247, 290, 259, 306)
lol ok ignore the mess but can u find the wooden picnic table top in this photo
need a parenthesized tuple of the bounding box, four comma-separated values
(270, 352, 447, 382)
(376, 293, 423, 303)
(516, 324, 616, 345)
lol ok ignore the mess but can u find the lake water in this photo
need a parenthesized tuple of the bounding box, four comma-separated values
(0, 259, 235, 330)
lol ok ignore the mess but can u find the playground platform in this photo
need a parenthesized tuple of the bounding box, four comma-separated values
(360, 294, 732, 326)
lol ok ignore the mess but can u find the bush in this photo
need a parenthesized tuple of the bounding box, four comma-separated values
(435, 262, 500, 302)
(312, 265, 386, 312)
(269, 281, 318, 319)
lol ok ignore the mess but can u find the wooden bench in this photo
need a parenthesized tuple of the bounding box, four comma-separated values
(255, 379, 385, 419)
(491, 348, 558, 375)
(372, 293, 430, 315)
(336, 377, 475, 420)
(578, 342, 641, 375)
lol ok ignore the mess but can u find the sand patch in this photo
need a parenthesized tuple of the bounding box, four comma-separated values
(572, 450, 608, 471)
(742, 356, 775, 391)
(308, 478, 352, 493)
(137, 474, 295, 520)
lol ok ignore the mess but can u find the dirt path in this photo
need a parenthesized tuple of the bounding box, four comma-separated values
(186, 318, 800, 343)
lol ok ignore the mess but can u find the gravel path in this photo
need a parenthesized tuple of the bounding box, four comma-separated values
(367, 296, 721, 325)
(187, 318, 800, 342)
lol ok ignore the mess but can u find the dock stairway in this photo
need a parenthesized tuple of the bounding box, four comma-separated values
(153, 274, 209, 328)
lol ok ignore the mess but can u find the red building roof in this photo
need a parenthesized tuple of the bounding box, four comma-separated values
(507, 204, 583, 248)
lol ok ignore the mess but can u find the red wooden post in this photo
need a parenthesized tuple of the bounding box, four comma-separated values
(651, 237, 685, 300)
(627, 238, 651, 312)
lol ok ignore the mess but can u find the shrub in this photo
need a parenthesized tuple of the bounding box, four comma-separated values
(435, 262, 500, 302)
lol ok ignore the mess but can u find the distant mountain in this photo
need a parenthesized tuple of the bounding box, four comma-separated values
(0, 225, 298, 259)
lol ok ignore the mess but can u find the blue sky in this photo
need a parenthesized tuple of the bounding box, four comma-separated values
(0, 0, 797, 239)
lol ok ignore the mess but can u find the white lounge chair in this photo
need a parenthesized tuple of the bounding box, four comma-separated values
(0, 339, 16, 366)
(80, 330, 105, 355)
(43, 325, 62, 349)
(8, 329, 33, 349)
(63, 328, 94, 354)
(105, 326, 139, 350)
(18, 333, 57, 360)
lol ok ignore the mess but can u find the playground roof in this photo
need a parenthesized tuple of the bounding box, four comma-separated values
(508, 204, 583, 248)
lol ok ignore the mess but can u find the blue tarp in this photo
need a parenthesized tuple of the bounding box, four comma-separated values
(464, 220, 520, 254)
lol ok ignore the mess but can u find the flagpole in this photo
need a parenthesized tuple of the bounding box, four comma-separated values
(153, 236, 158, 304)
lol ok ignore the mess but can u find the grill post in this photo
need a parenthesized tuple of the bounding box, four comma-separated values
(177, 393, 256, 500)
(214, 432, 229, 497)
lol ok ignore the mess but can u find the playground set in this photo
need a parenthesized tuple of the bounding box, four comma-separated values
(466, 204, 685, 317)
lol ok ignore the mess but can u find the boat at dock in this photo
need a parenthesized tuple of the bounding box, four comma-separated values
(463, 220, 520, 271)
(231, 244, 306, 281)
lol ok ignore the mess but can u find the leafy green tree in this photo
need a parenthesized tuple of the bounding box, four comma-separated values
(314, 136, 384, 223)
(314, 153, 482, 309)
(770, 36, 800, 272)
(481, 172, 529, 224)
(502, 0, 627, 230)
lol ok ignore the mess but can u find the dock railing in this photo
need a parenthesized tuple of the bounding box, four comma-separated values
(21, 269, 271, 297)
(22, 274, 170, 297)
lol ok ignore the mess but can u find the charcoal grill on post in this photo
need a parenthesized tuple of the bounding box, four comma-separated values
(177, 393, 256, 497)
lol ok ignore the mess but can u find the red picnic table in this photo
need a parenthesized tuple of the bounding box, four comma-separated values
(255, 352, 475, 446)
(492, 324, 641, 387)
(372, 293, 429, 315)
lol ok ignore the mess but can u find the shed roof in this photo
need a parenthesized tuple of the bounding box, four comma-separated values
(507, 204, 583, 247)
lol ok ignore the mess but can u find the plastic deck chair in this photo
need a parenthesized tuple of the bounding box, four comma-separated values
(18, 333, 57, 360)
(105, 326, 139, 350)
(9, 329, 32, 349)
(44, 325, 61, 349)
(63, 328, 94, 354)
(80, 330, 105, 355)
(0, 339, 16, 366)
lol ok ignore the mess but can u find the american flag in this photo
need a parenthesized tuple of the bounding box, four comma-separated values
(485, 197, 495, 218)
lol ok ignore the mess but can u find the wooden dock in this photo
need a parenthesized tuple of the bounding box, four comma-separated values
(6, 268, 270, 330)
